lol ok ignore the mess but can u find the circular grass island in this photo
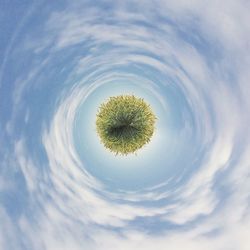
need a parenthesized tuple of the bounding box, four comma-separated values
(96, 95, 157, 155)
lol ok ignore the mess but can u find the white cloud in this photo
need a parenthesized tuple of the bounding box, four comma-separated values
(14, 140, 38, 192)
(2, 0, 250, 249)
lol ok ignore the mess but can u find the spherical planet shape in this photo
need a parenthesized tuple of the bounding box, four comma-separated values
(96, 95, 157, 155)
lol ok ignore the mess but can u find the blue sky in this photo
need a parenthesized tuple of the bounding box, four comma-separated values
(1, 1, 250, 250)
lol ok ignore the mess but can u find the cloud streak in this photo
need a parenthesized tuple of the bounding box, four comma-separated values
(0, 0, 249, 250)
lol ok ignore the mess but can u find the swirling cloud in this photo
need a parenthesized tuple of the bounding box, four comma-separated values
(0, 1, 250, 250)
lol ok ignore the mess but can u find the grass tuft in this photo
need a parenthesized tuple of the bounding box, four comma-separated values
(96, 95, 157, 155)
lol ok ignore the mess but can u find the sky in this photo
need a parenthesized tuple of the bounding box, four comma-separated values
(0, 0, 250, 250)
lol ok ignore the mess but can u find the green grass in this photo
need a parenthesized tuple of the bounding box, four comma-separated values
(96, 95, 156, 155)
